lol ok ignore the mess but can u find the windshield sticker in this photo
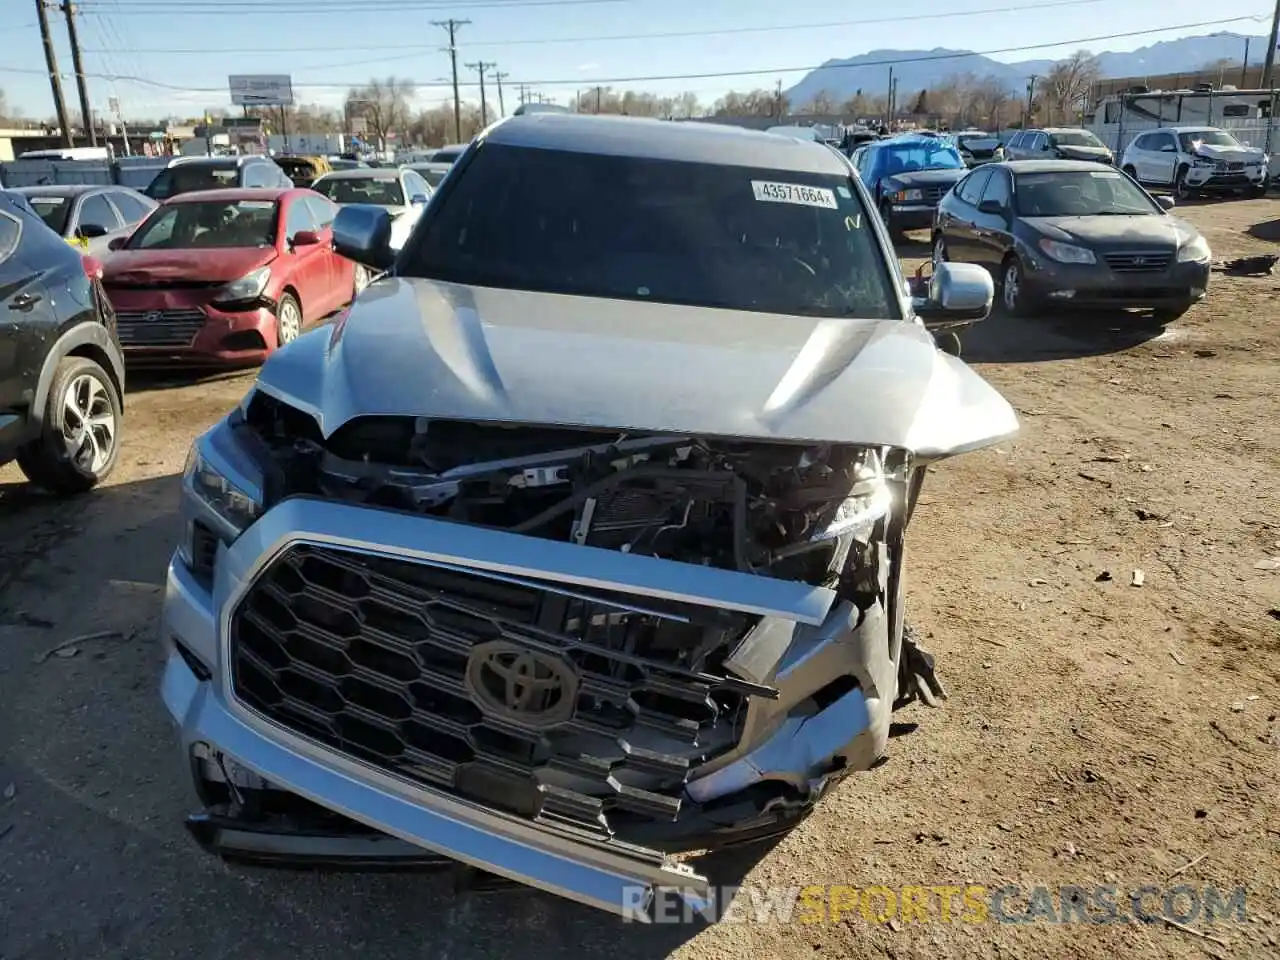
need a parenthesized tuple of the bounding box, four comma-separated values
(751, 181, 838, 209)
(1088, 170, 1122, 179)
(836, 185, 852, 198)
(238, 200, 276, 209)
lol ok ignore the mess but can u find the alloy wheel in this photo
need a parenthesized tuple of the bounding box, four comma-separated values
(933, 237, 947, 267)
(278, 298, 302, 345)
(1003, 262, 1020, 313)
(61, 373, 116, 474)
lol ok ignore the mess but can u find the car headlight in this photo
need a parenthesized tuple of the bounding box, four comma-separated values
(808, 453, 893, 543)
(182, 443, 261, 541)
(1190, 156, 1217, 168)
(894, 188, 924, 202)
(1176, 234, 1211, 263)
(1038, 238, 1096, 264)
(212, 265, 271, 305)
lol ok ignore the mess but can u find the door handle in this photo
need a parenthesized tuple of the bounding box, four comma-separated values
(8, 293, 40, 312)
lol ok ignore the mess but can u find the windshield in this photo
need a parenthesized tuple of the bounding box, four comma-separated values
(957, 134, 998, 148)
(420, 168, 448, 187)
(883, 142, 965, 172)
(126, 199, 278, 249)
(1179, 130, 1242, 151)
(145, 163, 239, 200)
(1049, 130, 1105, 148)
(314, 176, 406, 206)
(432, 149, 462, 163)
(1015, 169, 1159, 217)
(24, 195, 71, 234)
(401, 144, 900, 320)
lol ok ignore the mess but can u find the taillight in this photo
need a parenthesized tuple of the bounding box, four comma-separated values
(82, 255, 104, 280)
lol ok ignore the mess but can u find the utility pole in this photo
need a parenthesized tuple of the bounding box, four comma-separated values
(595, 86, 602, 113)
(775, 79, 783, 119)
(432, 18, 469, 143)
(60, 2, 95, 146)
(36, 0, 73, 147)
(1264, 0, 1280, 92)
(1242, 38, 1250, 88)
(884, 66, 894, 131)
(1025, 74, 1038, 125)
(493, 70, 508, 117)
(467, 61, 496, 127)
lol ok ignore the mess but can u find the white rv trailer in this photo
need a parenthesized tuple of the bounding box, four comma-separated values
(1086, 87, 1279, 176)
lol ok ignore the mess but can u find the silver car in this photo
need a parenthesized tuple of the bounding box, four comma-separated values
(11, 184, 156, 257)
(161, 113, 1014, 919)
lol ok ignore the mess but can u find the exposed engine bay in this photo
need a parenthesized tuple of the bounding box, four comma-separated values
(238, 390, 907, 597)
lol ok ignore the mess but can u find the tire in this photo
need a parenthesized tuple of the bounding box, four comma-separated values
(934, 331, 962, 356)
(275, 291, 302, 348)
(932, 234, 948, 267)
(1173, 165, 1194, 201)
(1121, 165, 1137, 179)
(1000, 256, 1037, 317)
(16, 356, 122, 496)
(1250, 179, 1269, 198)
(880, 200, 904, 242)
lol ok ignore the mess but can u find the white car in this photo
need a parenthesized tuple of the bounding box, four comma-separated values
(1120, 126, 1269, 199)
(406, 161, 454, 189)
(310, 167, 433, 251)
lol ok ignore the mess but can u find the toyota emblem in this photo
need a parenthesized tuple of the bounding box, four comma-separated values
(465, 640, 578, 728)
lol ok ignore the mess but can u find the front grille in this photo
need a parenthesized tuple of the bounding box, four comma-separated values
(922, 185, 948, 204)
(230, 544, 758, 835)
(1103, 251, 1172, 273)
(114, 308, 206, 346)
(1225, 161, 1244, 171)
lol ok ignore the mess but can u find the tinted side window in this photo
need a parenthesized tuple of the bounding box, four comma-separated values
(404, 171, 431, 198)
(1007, 133, 1024, 150)
(957, 168, 992, 204)
(284, 198, 317, 239)
(108, 190, 152, 224)
(0, 210, 20, 262)
(78, 194, 120, 231)
(1130, 134, 1148, 150)
(981, 170, 1011, 208)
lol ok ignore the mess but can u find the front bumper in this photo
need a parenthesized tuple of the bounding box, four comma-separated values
(1184, 166, 1267, 190)
(161, 493, 897, 916)
(886, 203, 937, 231)
(1023, 256, 1210, 309)
(114, 302, 279, 366)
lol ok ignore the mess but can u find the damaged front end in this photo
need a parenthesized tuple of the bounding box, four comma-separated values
(163, 388, 948, 914)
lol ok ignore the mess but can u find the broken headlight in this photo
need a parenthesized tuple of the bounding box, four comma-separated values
(178, 438, 262, 569)
(807, 452, 893, 543)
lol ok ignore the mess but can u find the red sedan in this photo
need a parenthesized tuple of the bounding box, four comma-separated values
(102, 187, 365, 365)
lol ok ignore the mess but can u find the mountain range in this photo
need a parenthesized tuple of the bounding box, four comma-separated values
(784, 31, 1268, 106)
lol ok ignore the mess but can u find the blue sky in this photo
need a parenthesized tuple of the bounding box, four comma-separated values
(1, 0, 1273, 120)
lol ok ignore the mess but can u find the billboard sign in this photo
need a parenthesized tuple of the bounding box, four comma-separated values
(229, 74, 295, 107)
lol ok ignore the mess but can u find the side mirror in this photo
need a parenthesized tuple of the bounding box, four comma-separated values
(333, 204, 396, 271)
(107, 236, 127, 251)
(291, 229, 321, 247)
(77, 222, 109, 239)
(913, 262, 994, 327)
(409, 193, 428, 206)
(1155, 195, 1176, 210)
(977, 199, 1005, 216)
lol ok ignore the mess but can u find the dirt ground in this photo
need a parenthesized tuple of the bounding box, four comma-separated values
(1, 199, 1277, 960)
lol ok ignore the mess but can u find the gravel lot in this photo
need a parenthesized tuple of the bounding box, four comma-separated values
(1, 199, 1277, 960)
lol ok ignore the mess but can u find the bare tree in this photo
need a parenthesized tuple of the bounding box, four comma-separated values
(346, 76, 416, 150)
(802, 90, 837, 115)
(713, 88, 788, 118)
(1043, 50, 1100, 125)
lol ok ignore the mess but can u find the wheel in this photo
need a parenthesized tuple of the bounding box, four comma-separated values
(932, 234, 948, 267)
(1250, 179, 1269, 198)
(275, 292, 302, 348)
(16, 356, 121, 496)
(880, 201, 904, 242)
(1000, 256, 1036, 317)
(1173, 165, 1194, 201)
(1121, 164, 1137, 179)
(1152, 304, 1194, 324)
(352, 265, 370, 299)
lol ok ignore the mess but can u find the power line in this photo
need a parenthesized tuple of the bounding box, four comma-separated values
(9, 14, 1268, 94)
(79, 0, 635, 13)
(77, 0, 1127, 55)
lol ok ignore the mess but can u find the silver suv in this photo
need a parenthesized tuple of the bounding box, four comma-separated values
(161, 113, 1013, 918)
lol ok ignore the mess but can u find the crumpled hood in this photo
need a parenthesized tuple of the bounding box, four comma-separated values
(1192, 142, 1265, 162)
(103, 246, 276, 284)
(886, 168, 968, 189)
(253, 278, 1018, 459)
(1024, 214, 1192, 248)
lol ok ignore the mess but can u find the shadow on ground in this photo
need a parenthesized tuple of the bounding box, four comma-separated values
(1246, 218, 1280, 243)
(0, 471, 767, 960)
(126, 365, 259, 394)
(960, 305, 1169, 364)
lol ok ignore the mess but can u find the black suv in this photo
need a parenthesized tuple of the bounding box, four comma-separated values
(0, 191, 125, 494)
(143, 155, 293, 200)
